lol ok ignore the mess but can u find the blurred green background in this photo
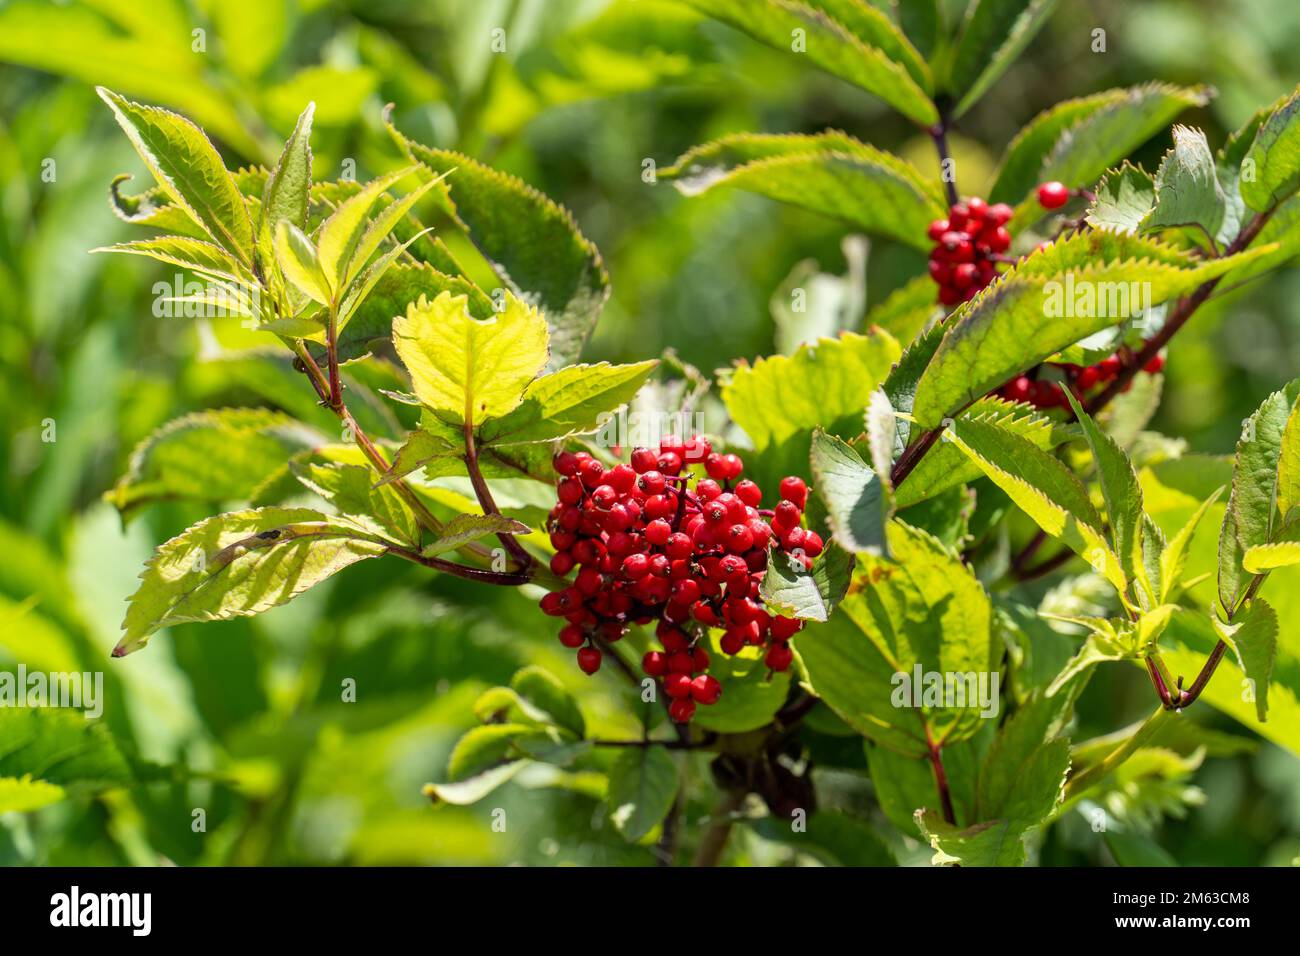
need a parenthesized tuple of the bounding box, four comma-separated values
(1, 0, 1298, 865)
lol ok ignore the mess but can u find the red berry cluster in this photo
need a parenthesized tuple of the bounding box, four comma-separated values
(539, 438, 820, 723)
(997, 352, 1166, 409)
(927, 196, 1014, 306)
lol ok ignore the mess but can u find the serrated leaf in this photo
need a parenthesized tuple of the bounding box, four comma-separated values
(915, 811, 1027, 867)
(422, 513, 531, 558)
(1066, 393, 1146, 598)
(91, 236, 258, 287)
(947, 0, 1057, 119)
(678, 0, 936, 123)
(910, 235, 1270, 429)
(1159, 487, 1223, 602)
(273, 220, 331, 306)
(991, 84, 1207, 205)
(117, 507, 388, 656)
(387, 116, 609, 370)
(0, 710, 133, 794)
(760, 542, 853, 622)
(1214, 599, 1278, 721)
(0, 776, 65, 814)
(721, 329, 901, 491)
(948, 418, 1126, 592)
(1243, 541, 1300, 572)
(1140, 126, 1228, 240)
(809, 429, 890, 555)
(977, 686, 1082, 824)
(663, 132, 944, 250)
(107, 409, 322, 517)
(479, 360, 658, 445)
(97, 87, 254, 265)
(794, 521, 997, 755)
(1241, 85, 1300, 212)
(606, 745, 679, 843)
(290, 461, 417, 546)
(260, 102, 314, 242)
(1219, 381, 1300, 615)
(1004, 83, 1213, 226)
(1085, 162, 1155, 233)
(333, 262, 495, 365)
(315, 166, 417, 295)
(1278, 395, 1300, 520)
(393, 290, 549, 427)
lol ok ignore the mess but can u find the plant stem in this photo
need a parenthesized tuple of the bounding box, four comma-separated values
(463, 419, 533, 571)
(1065, 705, 1170, 800)
(1084, 208, 1275, 417)
(1175, 573, 1265, 708)
(326, 303, 343, 410)
(925, 732, 957, 826)
(929, 108, 959, 208)
(692, 789, 746, 867)
(385, 543, 531, 586)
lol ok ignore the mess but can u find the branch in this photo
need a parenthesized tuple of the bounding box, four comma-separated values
(463, 418, 534, 572)
(1084, 208, 1276, 416)
(925, 731, 957, 826)
(385, 543, 532, 586)
(929, 107, 959, 208)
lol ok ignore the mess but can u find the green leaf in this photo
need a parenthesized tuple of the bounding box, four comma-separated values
(749, 809, 896, 866)
(91, 235, 258, 287)
(421, 513, 532, 558)
(691, 638, 792, 733)
(290, 461, 418, 546)
(1066, 393, 1146, 597)
(864, 273, 940, 345)
(759, 542, 853, 622)
(809, 428, 890, 555)
(1277, 394, 1300, 520)
(947, 418, 1126, 592)
(678, 0, 936, 124)
(314, 166, 418, 296)
(1214, 599, 1278, 722)
(915, 811, 1027, 867)
(663, 132, 945, 250)
(259, 102, 314, 240)
(606, 745, 679, 843)
(946, 0, 1058, 118)
(909, 234, 1269, 429)
(794, 521, 997, 755)
(107, 409, 322, 517)
(272, 220, 331, 307)
(721, 329, 901, 491)
(423, 762, 527, 806)
(510, 666, 586, 738)
(392, 291, 549, 427)
(1160, 487, 1223, 602)
(97, 87, 254, 265)
(1139, 126, 1229, 240)
(0, 709, 133, 794)
(992, 84, 1210, 206)
(479, 361, 659, 445)
(1219, 380, 1300, 615)
(333, 262, 495, 364)
(868, 737, 983, 832)
(1241, 85, 1300, 212)
(1243, 541, 1300, 572)
(976, 690, 1077, 828)
(1085, 162, 1156, 233)
(0, 776, 65, 814)
(387, 115, 610, 370)
(117, 507, 388, 656)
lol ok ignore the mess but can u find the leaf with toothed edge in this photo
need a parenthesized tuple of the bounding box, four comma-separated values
(387, 109, 610, 371)
(117, 507, 388, 656)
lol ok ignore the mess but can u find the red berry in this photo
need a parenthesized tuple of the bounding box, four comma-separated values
(668, 697, 696, 723)
(550, 551, 575, 576)
(1036, 181, 1070, 209)
(770, 616, 802, 640)
(576, 646, 602, 674)
(630, 447, 658, 472)
(622, 552, 650, 579)
(690, 674, 722, 705)
(927, 219, 949, 241)
(735, 479, 762, 507)
(1004, 375, 1033, 404)
(559, 624, 586, 648)
(553, 451, 580, 476)
(1143, 354, 1165, 374)
(803, 531, 824, 558)
(664, 672, 692, 698)
(765, 643, 794, 672)
(778, 476, 807, 510)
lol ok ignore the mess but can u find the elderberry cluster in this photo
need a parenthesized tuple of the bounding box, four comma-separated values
(997, 353, 1166, 409)
(927, 196, 1014, 305)
(539, 438, 820, 723)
